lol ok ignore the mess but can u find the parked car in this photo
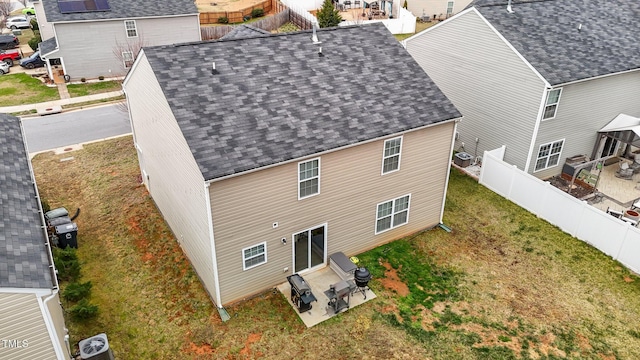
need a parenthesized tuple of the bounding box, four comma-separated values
(6, 16, 31, 30)
(20, 51, 45, 69)
(22, 7, 36, 16)
(0, 61, 10, 75)
(0, 49, 22, 66)
(0, 35, 19, 50)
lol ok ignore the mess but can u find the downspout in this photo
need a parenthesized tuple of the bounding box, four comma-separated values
(204, 182, 223, 307)
(524, 86, 552, 173)
(440, 119, 460, 224)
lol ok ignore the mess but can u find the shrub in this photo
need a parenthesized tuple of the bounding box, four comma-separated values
(98, 75, 104, 81)
(30, 18, 39, 30)
(403, 0, 407, 9)
(41, 199, 51, 213)
(80, 78, 86, 83)
(28, 31, 41, 52)
(52, 247, 81, 282)
(62, 281, 92, 302)
(251, 8, 264, 18)
(218, 16, 228, 24)
(69, 299, 99, 320)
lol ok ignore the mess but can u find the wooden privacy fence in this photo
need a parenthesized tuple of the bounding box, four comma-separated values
(200, 5, 314, 40)
(200, 0, 274, 24)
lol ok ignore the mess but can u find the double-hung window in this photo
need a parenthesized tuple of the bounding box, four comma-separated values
(382, 137, 402, 174)
(242, 242, 266, 270)
(122, 51, 134, 68)
(446, 1, 454, 16)
(542, 88, 562, 120)
(534, 140, 564, 171)
(298, 158, 320, 199)
(376, 194, 411, 234)
(125, 20, 138, 38)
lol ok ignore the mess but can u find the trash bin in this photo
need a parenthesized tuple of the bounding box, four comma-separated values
(454, 152, 473, 168)
(45, 207, 68, 220)
(55, 222, 78, 249)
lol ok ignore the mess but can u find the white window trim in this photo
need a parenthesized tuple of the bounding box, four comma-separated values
(122, 50, 134, 69)
(542, 88, 562, 120)
(381, 136, 403, 175)
(375, 194, 411, 235)
(298, 157, 320, 200)
(242, 242, 267, 271)
(533, 139, 565, 172)
(124, 20, 138, 38)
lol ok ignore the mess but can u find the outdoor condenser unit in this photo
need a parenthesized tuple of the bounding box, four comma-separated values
(78, 333, 114, 360)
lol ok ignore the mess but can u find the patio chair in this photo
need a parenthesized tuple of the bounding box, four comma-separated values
(606, 207, 623, 219)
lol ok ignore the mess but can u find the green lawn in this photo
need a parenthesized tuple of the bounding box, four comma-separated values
(67, 81, 122, 97)
(32, 138, 640, 359)
(0, 73, 59, 106)
(395, 20, 436, 41)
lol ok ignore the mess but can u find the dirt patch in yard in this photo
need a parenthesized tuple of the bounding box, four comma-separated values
(378, 261, 410, 296)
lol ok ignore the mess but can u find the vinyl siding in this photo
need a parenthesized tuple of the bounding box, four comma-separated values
(405, 9, 545, 171)
(407, 0, 473, 19)
(210, 121, 455, 305)
(44, 293, 67, 359)
(532, 71, 640, 179)
(34, 2, 54, 40)
(0, 293, 56, 360)
(52, 15, 200, 79)
(124, 55, 218, 304)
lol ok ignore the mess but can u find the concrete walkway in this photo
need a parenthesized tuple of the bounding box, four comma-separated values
(0, 90, 124, 113)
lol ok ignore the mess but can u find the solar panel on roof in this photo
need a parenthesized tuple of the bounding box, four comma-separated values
(58, 0, 110, 13)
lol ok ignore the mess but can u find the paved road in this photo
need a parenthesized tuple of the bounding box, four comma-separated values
(22, 104, 132, 153)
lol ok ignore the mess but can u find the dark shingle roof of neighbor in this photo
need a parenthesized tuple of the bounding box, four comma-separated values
(41, 0, 198, 22)
(220, 24, 271, 40)
(472, 0, 640, 85)
(39, 36, 57, 56)
(0, 114, 53, 289)
(142, 23, 462, 181)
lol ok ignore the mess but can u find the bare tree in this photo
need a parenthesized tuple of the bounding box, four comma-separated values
(17, 0, 28, 8)
(112, 34, 148, 78)
(0, 0, 13, 28)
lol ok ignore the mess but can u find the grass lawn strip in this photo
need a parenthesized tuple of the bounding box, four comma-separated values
(66, 81, 122, 97)
(32, 137, 640, 359)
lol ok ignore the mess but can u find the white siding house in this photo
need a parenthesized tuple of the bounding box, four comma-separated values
(33, 0, 201, 81)
(404, 0, 640, 178)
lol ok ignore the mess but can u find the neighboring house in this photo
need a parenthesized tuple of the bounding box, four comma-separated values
(123, 23, 462, 307)
(405, 0, 472, 20)
(33, 0, 201, 81)
(0, 114, 70, 360)
(404, 0, 640, 179)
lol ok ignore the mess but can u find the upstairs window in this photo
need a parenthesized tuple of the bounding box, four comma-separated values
(534, 139, 564, 171)
(382, 137, 402, 174)
(298, 158, 320, 199)
(446, 1, 454, 15)
(543, 88, 562, 120)
(124, 20, 137, 38)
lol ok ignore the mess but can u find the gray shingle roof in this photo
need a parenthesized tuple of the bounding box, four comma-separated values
(473, 0, 640, 85)
(39, 36, 57, 56)
(220, 24, 271, 40)
(42, 0, 198, 22)
(0, 114, 53, 289)
(142, 23, 461, 181)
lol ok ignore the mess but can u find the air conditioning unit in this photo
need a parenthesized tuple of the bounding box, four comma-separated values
(78, 333, 114, 360)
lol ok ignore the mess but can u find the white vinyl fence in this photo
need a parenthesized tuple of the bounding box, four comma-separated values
(479, 146, 640, 274)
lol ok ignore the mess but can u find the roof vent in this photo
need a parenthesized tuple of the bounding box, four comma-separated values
(318, 46, 323, 57)
(211, 62, 218, 75)
(578, 23, 582, 32)
(311, 23, 321, 44)
(506, 0, 514, 13)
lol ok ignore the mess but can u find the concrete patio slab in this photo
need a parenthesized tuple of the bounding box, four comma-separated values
(277, 266, 376, 328)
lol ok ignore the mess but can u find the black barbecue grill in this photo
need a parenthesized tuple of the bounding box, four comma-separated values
(287, 274, 316, 313)
(353, 267, 371, 299)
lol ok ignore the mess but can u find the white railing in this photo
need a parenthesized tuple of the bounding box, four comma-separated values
(339, 6, 416, 34)
(479, 146, 640, 274)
